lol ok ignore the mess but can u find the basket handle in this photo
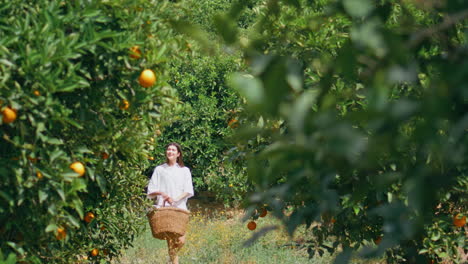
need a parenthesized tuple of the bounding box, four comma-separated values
(162, 199, 176, 208)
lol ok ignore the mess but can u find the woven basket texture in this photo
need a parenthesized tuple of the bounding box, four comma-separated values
(147, 207, 190, 240)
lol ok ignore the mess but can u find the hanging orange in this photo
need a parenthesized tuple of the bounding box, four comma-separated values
(228, 119, 239, 128)
(70, 161, 85, 177)
(374, 236, 382, 245)
(259, 208, 267, 218)
(56, 227, 66, 240)
(2, 107, 17, 124)
(119, 99, 130, 110)
(101, 152, 109, 159)
(453, 214, 466, 228)
(129, 46, 141, 59)
(84, 212, 95, 223)
(138, 69, 156, 88)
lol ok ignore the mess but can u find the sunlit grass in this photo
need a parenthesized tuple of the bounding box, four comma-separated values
(113, 202, 385, 264)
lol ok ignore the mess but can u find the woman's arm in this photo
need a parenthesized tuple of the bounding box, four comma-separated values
(147, 191, 169, 200)
(162, 192, 191, 205)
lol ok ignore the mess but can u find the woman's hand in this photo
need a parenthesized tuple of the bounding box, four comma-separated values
(163, 196, 174, 205)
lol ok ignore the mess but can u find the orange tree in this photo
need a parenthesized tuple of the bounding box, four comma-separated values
(0, 0, 182, 263)
(193, 0, 468, 263)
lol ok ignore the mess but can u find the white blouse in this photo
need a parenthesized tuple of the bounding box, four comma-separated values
(147, 163, 194, 210)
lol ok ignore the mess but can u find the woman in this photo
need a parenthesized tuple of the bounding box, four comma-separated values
(147, 142, 194, 264)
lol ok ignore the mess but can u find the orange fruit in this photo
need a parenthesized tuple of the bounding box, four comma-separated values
(56, 227, 66, 240)
(374, 236, 382, 245)
(138, 69, 156, 88)
(90, 248, 99, 257)
(453, 214, 466, 228)
(101, 152, 109, 159)
(129, 46, 141, 59)
(28, 156, 38, 163)
(148, 156, 154, 160)
(36, 171, 43, 179)
(247, 221, 257, 231)
(33, 90, 40, 96)
(119, 99, 130, 110)
(2, 107, 17, 124)
(228, 119, 239, 128)
(100, 225, 105, 231)
(70, 161, 85, 177)
(155, 129, 162, 136)
(84, 212, 95, 223)
(259, 208, 267, 218)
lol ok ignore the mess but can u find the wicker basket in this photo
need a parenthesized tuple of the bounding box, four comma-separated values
(147, 207, 190, 240)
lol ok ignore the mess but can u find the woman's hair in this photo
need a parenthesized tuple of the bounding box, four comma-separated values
(165, 142, 184, 167)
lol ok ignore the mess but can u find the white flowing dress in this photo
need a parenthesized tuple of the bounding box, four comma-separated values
(147, 163, 194, 210)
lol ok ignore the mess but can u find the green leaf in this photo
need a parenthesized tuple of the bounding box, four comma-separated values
(45, 223, 58, 233)
(353, 205, 360, 215)
(63, 117, 83, 129)
(72, 198, 84, 219)
(76, 146, 93, 154)
(213, 14, 238, 44)
(67, 214, 80, 228)
(4, 252, 17, 264)
(286, 59, 303, 92)
(70, 178, 87, 193)
(45, 137, 63, 145)
(0, 59, 14, 67)
(0, 191, 14, 207)
(350, 18, 386, 57)
(289, 89, 319, 133)
(47, 203, 57, 215)
(38, 190, 48, 203)
(49, 149, 66, 163)
(430, 230, 440, 241)
(5, 242, 25, 256)
(343, 0, 374, 18)
(229, 73, 264, 106)
(96, 174, 107, 193)
(56, 188, 65, 201)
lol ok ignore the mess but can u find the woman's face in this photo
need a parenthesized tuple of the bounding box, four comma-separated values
(166, 145, 180, 163)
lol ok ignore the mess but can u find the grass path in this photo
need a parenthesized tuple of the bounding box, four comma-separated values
(113, 199, 384, 264)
